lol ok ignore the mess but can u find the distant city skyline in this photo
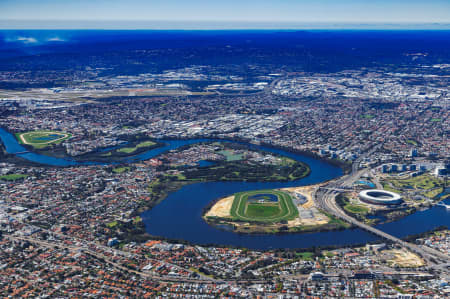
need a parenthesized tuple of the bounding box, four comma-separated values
(0, 0, 449, 29)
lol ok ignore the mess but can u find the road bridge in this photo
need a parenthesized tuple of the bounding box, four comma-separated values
(316, 188, 450, 265)
(314, 147, 450, 270)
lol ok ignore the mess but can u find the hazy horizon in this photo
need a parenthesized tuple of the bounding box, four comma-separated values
(1, 0, 449, 30)
(1, 20, 450, 30)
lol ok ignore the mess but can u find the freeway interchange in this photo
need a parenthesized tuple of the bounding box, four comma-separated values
(314, 158, 450, 275)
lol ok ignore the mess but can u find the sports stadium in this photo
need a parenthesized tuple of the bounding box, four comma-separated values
(359, 189, 402, 205)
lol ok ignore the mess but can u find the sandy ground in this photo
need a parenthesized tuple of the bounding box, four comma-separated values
(385, 249, 426, 267)
(205, 195, 234, 218)
(281, 183, 323, 209)
(283, 185, 331, 227)
(288, 213, 329, 227)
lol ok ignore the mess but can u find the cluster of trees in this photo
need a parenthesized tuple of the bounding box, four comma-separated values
(183, 160, 308, 182)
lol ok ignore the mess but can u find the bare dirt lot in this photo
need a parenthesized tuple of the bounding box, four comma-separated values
(205, 195, 234, 218)
(384, 249, 426, 268)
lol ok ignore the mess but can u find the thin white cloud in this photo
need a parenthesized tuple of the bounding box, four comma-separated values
(16, 36, 38, 43)
(47, 37, 66, 42)
(4, 36, 67, 45)
(6, 36, 39, 44)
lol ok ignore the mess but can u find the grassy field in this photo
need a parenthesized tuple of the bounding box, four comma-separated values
(117, 141, 156, 154)
(246, 204, 281, 218)
(218, 150, 243, 161)
(164, 172, 190, 181)
(106, 221, 118, 228)
(344, 203, 369, 214)
(280, 157, 296, 166)
(112, 167, 131, 173)
(0, 174, 28, 181)
(381, 174, 444, 200)
(406, 139, 418, 146)
(381, 183, 402, 194)
(424, 188, 444, 199)
(323, 212, 352, 228)
(230, 189, 298, 223)
(387, 175, 443, 199)
(296, 252, 314, 260)
(389, 174, 442, 190)
(16, 130, 71, 149)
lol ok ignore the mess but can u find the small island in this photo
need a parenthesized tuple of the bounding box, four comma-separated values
(159, 141, 311, 182)
(145, 142, 312, 208)
(204, 186, 349, 234)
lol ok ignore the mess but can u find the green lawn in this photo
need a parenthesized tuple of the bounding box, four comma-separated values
(390, 175, 442, 190)
(16, 130, 72, 149)
(117, 141, 156, 154)
(406, 139, 418, 146)
(344, 204, 369, 214)
(106, 221, 118, 228)
(362, 114, 375, 119)
(296, 252, 314, 260)
(164, 173, 187, 180)
(381, 183, 402, 194)
(280, 157, 296, 166)
(112, 167, 130, 173)
(322, 211, 352, 228)
(0, 174, 28, 181)
(246, 204, 281, 218)
(382, 175, 443, 200)
(218, 150, 243, 161)
(423, 187, 444, 199)
(189, 267, 214, 279)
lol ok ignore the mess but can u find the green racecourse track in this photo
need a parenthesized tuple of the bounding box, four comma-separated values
(16, 131, 72, 149)
(230, 189, 298, 223)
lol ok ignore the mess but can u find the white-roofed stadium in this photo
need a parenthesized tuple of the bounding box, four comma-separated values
(359, 189, 402, 205)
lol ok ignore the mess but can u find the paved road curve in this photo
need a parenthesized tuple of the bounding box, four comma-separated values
(314, 151, 450, 271)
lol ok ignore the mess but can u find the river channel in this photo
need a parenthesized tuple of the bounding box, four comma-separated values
(0, 127, 448, 250)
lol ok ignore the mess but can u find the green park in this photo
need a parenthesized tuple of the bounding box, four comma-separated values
(116, 141, 157, 154)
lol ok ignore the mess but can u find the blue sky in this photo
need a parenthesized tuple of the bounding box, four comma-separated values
(0, 0, 449, 29)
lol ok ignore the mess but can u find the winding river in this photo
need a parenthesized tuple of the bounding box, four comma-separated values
(0, 127, 448, 250)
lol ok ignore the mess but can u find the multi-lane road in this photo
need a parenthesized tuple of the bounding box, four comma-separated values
(314, 157, 450, 272)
